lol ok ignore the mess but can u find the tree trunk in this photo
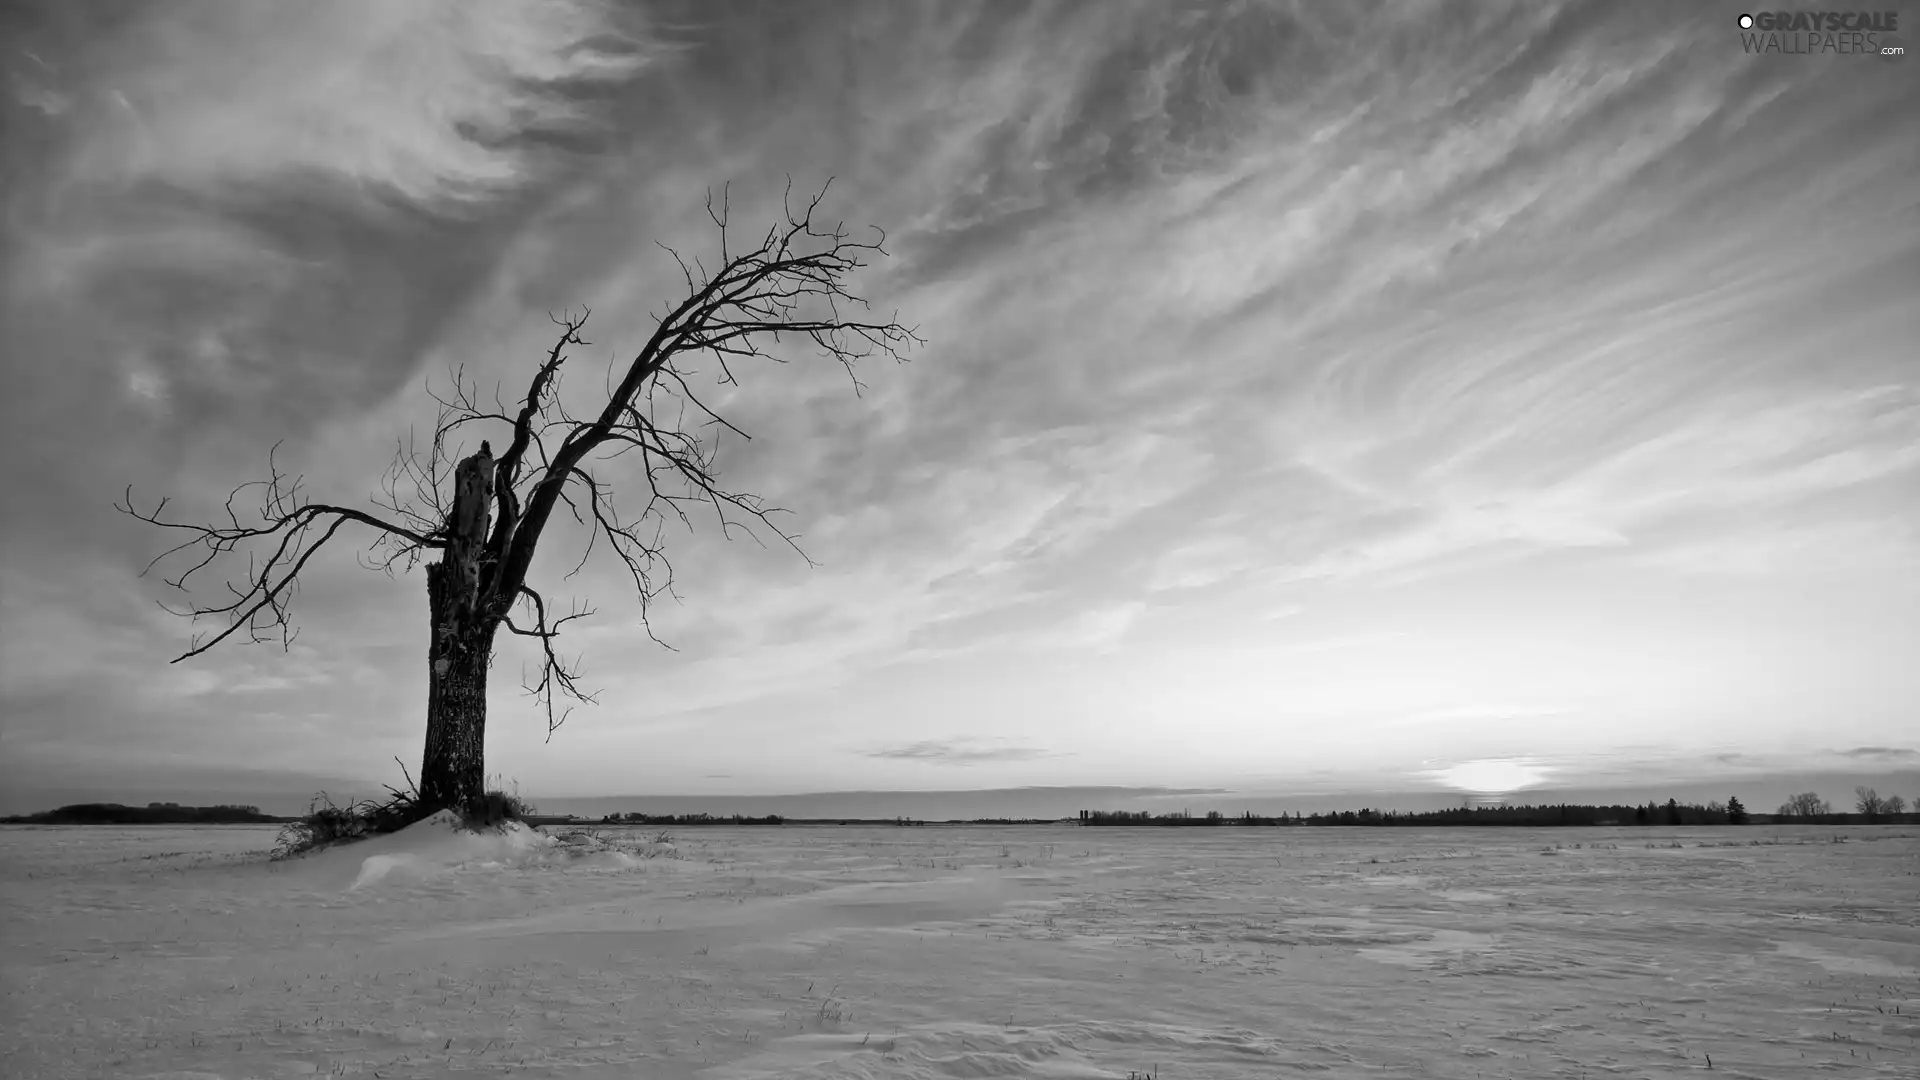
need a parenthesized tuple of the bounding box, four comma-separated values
(419, 443, 496, 812)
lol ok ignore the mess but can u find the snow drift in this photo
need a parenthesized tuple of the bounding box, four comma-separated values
(3, 823, 1916, 1079)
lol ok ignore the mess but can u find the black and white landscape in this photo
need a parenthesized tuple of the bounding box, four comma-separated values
(1, 2, 1916, 1077)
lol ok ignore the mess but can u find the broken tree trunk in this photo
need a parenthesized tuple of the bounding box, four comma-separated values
(419, 442, 497, 811)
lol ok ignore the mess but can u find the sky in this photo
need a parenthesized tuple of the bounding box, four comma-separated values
(1, 1, 1916, 817)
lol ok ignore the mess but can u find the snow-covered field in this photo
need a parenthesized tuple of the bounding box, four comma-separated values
(3, 819, 1917, 1079)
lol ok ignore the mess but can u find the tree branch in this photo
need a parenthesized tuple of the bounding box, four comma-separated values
(486, 179, 920, 615)
(502, 585, 599, 740)
(126, 180, 920, 742)
(117, 443, 443, 662)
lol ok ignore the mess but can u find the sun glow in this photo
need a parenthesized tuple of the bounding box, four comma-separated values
(1430, 759, 1553, 798)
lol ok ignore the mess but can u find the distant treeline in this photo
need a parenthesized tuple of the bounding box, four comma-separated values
(595, 813, 1065, 826)
(885, 817, 1063, 826)
(600, 811, 787, 825)
(1, 802, 291, 825)
(1079, 799, 1772, 827)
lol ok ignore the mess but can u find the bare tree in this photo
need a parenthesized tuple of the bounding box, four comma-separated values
(1883, 794, 1907, 816)
(1776, 791, 1831, 818)
(119, 182, 920, 812)
(1854, 786, 1885, 819)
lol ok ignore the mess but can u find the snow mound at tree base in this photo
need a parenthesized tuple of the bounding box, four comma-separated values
(322, 810, 637, 889)
(346, 809, 555, 888)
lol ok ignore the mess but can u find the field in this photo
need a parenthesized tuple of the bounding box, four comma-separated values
(3, 821, 1917, 1079)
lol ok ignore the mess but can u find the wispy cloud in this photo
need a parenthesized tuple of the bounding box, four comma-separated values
(1839, 747, 1918, 762)
(54, 0, 652, 208)
(1387, 704, 1573, 728)
(1, 2, 1914, 801)
(863, 739, 1059, 767)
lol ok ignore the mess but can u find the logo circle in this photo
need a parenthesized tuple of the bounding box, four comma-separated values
(1881, 34, 1906, 62)
(1737, 13, 1754, 29)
